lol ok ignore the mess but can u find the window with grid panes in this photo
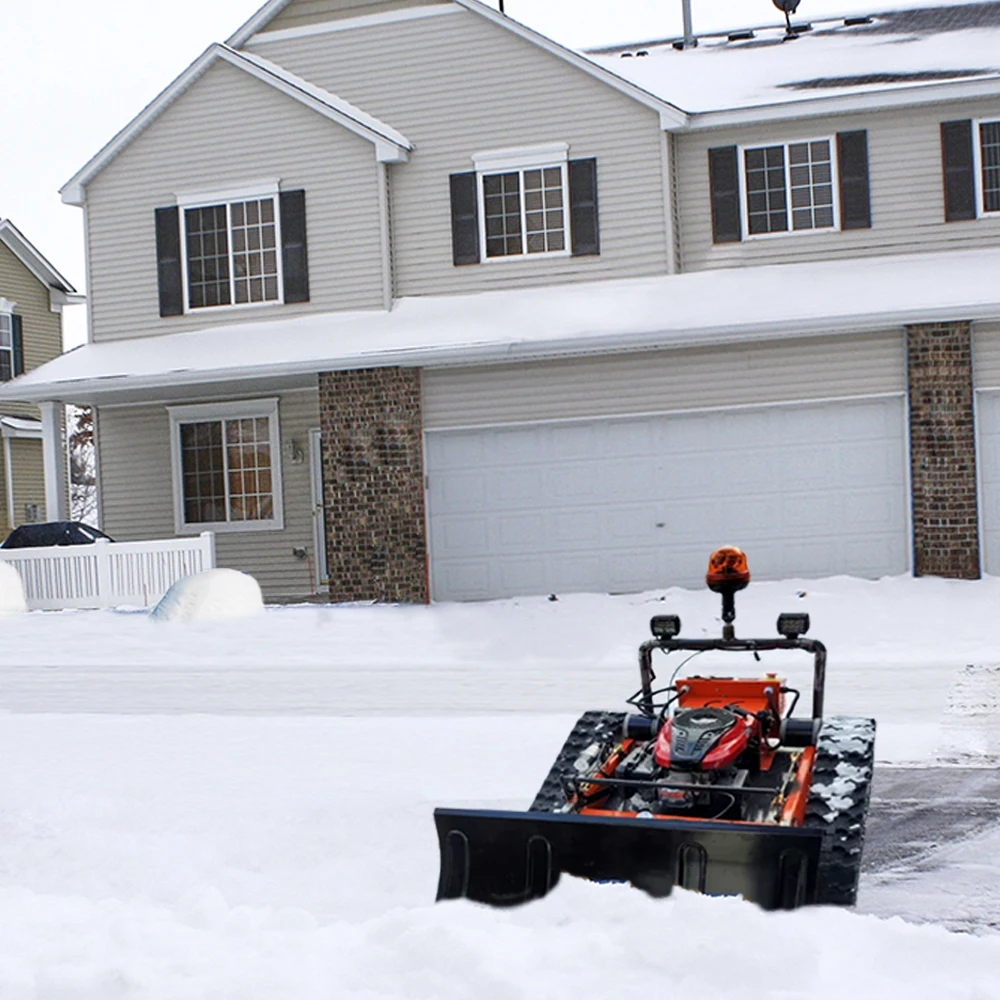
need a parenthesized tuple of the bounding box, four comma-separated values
(744, 139, 836, 235)
(980, 120, 1000, 214)
(179, 415, 275, 524)
(183, 197, 280, 309)
(0, 313, 11, 382)
(482, 165, 567, 258)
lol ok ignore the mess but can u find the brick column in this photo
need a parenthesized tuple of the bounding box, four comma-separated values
(906, 321, 980, 578)
(318, 367, 428, 603)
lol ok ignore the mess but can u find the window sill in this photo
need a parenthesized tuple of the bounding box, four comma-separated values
(183, 298, 286, 316)
(176, 518, 285, 535)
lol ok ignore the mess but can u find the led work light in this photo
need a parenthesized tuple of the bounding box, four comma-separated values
(650, 614, 682, 640)
(776, 612, 810, 639)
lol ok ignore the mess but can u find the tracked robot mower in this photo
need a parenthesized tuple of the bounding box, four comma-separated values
(434, 546, 875, 910)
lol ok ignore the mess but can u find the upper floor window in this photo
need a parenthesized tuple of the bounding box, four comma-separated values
(0, 312, 12, 382)
(709, 132, 870, 245)
(480, 165, 568, 258)
(155, 186, 309, 318)
(0, 300, 22, 383)
(978, 120, 1000, 215)
(742, 138, 837, 236)
(449, 144, 600, 266)
(180, 187, 282, 309)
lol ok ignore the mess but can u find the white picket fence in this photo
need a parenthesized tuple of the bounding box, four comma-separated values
(0, 532, 216, 610)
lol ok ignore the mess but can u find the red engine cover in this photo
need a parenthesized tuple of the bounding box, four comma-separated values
(653, 712, 756, 770)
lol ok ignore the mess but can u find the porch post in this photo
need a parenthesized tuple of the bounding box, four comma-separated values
(39, 401, 68, 521)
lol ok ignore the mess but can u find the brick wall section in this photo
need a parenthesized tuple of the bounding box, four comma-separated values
(318, 367, 428, 602)
(906, 321, 980, 578)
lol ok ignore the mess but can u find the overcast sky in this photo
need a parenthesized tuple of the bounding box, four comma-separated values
(0, 0, 976, 347)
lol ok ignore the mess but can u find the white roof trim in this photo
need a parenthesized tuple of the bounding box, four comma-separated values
(0, 415, 43, 440)
(6, 247, 1000, 405)
(250, 3, 461, 43)
(684, 73, 1000, 132)
(60, 43, 412, 206)
(226, 0, 687, 128)
(0, 220, 77, 294)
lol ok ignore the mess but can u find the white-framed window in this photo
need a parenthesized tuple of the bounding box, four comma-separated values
(974, 119, 1000, 216)
(167, 398, 284, 534)
(0, 309, 12, 383)
(739, 138, 839, 237)
(176, 181, 284, 311)
(472, 144, 571, 260)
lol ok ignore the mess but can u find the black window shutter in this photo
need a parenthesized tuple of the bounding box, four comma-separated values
(941, 120, 976, 222)
(837, 130, 871, 230)
(279, 189, 310, 303)
(449, 172, 480, 266)
(569, 157, 600, 256)
(708, 146, 741, 243)
(11, 314, 24, 377)
(154, 206, 184, 317)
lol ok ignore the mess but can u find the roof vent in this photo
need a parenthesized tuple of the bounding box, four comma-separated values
(728, 30, 756, 41)
(636, 49, 648, 56)
(621, 51, 634, 57)
(843, 16, 873, 26)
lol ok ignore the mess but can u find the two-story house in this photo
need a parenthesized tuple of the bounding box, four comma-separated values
(4, 0, 1000, 602)
(0, 220, 81, 538)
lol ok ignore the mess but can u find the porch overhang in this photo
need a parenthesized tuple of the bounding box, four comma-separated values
(3, 247, 1000, 407)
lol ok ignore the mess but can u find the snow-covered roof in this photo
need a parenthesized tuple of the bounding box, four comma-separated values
(60, 43, 412, 206)
(4, 247, 1000, 405)
(584, 1, 1000, 118)
(0, 220, 82, 313)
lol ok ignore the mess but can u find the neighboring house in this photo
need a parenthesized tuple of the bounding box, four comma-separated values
(0, 220, 81, 539)
(5, 0, 1000, 602)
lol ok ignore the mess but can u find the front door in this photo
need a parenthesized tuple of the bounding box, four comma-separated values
(309, 428, 328, 591)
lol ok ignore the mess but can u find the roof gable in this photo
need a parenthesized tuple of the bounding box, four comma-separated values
(228, 0, 687, 128)
(61, 43, 412, 206)
(0, 220, 82, 312)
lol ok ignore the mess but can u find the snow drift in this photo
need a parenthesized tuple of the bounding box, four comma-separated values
(150, 568, 263, 622)
(0, 561, 26, 615)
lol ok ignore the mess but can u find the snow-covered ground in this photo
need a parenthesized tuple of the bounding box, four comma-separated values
(1, 574, 999, 996)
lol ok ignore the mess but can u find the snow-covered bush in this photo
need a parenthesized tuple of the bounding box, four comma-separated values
(150, 568, 264, 623)
(0, 561, 27, 615)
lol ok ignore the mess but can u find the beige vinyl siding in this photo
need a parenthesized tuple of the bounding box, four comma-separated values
(247, 7, 670, 296)
(85, 61, 385, 343)
(8, 438, 45, 527)
(264, 0, 437, 32)
(0, 241, 62, 419)
(422, 330, 904, 428)
(973, 321, 1000, 388)
(676, 97, 1000, 271)
(97, 389, 321, 598)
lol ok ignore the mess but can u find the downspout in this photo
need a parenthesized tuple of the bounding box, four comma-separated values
(2, 431, 14, 528)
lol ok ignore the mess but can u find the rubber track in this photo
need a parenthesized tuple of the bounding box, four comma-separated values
(529, 711, 626, 812)
(803, 716, 876, 906)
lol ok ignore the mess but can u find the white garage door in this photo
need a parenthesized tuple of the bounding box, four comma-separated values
(977, 391, 1000, 573)
(425, 396, 909, 601)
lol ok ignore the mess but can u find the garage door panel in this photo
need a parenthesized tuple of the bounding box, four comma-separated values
(428, 397, 908, 599)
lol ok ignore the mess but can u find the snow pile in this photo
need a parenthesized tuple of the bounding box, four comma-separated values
(150, 568, 263, 622)
(0, 561, 26, 615)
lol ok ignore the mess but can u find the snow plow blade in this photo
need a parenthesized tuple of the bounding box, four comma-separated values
(434, 808, 824, 909)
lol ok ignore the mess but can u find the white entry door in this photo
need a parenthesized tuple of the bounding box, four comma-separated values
(976, 391, 1000, 573)
(425, 396, 908, 601)
(309, 428, 328, 590)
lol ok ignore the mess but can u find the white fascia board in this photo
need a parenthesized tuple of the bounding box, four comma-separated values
(227, 0, 295, 48)
(60, 44, 411, 206)
(0, 220, 77, 294)
(682, 74, 1000, 132)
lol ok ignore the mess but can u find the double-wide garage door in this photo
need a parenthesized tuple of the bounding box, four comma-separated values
(426, 397, 909, 601)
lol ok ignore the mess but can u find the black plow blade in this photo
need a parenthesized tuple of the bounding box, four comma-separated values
(434, 808, 823, 910)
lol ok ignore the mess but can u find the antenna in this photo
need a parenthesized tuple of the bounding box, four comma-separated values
(772, 0, 802, 37)
(681, 0, 696, 48)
